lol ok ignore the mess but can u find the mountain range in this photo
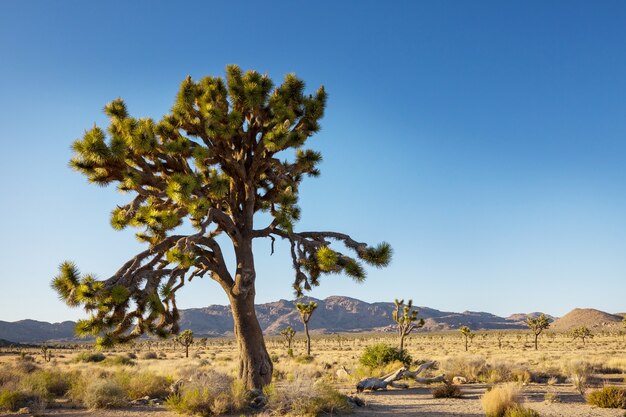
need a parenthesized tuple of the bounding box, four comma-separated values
(0, 296, 622, 344)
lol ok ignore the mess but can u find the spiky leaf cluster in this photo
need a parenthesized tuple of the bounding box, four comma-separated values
(526, 314, 551, 336)
(295, 301, 318, 324)
(392, 299, 425, 338)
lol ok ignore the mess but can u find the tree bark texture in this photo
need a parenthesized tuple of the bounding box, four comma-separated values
(230, 291, 273, 389)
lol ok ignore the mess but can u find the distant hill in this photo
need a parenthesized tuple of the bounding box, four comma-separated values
(550, 308, 623, 331)
(0, 296, 558, 343)
(0, 319, 76, 344)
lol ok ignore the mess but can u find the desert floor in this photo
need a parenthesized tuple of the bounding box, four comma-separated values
(1, 330, 626, 416)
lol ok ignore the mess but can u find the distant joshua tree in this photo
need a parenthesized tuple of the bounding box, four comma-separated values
(571, 326, 593, 345)
(526, 314, 550, 350)
(175, 329, 194, 358)
(496, 332, 505, 350)
(392, 299, 425, 352)
(459, 326, 472, 351)
(279, 326, 296, 357)
(296, 301, 318, 356)
(40, 345, 52, 362)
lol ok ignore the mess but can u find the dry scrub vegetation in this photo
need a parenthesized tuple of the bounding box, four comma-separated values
(0, 330, 625, 416)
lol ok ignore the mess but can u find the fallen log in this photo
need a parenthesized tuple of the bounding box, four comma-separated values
(356, 361, 446, 392)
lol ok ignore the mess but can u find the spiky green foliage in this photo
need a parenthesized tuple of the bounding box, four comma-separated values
(571, 326, 593, 344)
(295, 301, 318, 324)
(175, 329, 194, 358)
(526, 314, 550, 350)
(392, 299, 425, 351)
(53, 65, 391, 354)
(460, 326, 472, 352)
(279, 326, 296, 354)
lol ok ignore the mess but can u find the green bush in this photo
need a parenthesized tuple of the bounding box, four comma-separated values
(21, 369, 75, 398)
(81, 378, 127, 409)
(103, 355, 136, 367)
(359, 343, 412, 368)
(74, 352, 106, 363)
(0, 389, 38, 411)
(586, 386, 626, 409)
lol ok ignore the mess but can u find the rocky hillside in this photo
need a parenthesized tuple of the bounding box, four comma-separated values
(550, 308, 623, 331)
(0, 296, 556, 343)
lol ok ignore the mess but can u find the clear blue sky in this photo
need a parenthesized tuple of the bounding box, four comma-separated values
(1, 1, 625, 322)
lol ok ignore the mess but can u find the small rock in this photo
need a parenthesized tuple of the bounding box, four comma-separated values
(452, 376, 468, 385)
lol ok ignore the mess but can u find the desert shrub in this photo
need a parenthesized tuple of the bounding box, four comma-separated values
(432, 383, 462, 398)
(21, 369, 75, 398)
(141, 351, 158, 360)
(564, 360, 593, 396)
(586, 387, 626, 409)
(74, 352, 106, 363)
(481, 383, 521, 417)
(126, 352, 137, 359)
(265, 379, 352, 416)
(359, 343, 412, 368)
(504, 405, 541, 417)
(14, 356, 38, 374)
(116, 370, 171, 399)
(81, 378, 127, 409)
(0, 389, 41, 412)
(441, 356, 486, 382)
(294, 355, 315, 364)
(103, 355, 136, 367)
(510, 368, 532, 385)
(164, 370, 244, 416)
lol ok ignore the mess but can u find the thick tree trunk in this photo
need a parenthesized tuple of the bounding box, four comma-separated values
(230, 292, 273, 389)
(399, 333, 405, 352)
(304, 322, 311, 356)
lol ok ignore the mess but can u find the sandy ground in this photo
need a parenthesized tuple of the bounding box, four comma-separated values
(6, 383, 623, 417)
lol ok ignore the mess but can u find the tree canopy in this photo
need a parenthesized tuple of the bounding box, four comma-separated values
(51, 65, 391, 357)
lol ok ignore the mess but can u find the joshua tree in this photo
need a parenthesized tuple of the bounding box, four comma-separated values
(279, 326, 296, 357)
(459, 326, 472, 351)
(51, 66, 391, 389)
(392, 299, 425, 352)
(496, 332, 505, 350)
(571, 326, 593, 345)
(40, 345, 52, 362)
(526, 314, 550, 350)
(296, 301, 318, 356)
(175, 329, 194, 358)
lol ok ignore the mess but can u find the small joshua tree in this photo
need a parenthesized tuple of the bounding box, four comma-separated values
(459, 326, 472, 352)
(296, 301, 318, 356)
(279, 326, 296, 357)
(392, 299, 425, 352)
(41, 345, 52, 362)
(526, 314, 550, 350)
(571, 326, 593, 345)
(175, 329, 194, 358)
(496, 332, 505, 350)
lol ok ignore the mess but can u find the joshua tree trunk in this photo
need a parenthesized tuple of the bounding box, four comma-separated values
(229, 240, 273, 390)
(304, 322, 311, 356)
(534, 334, 538, 350)
(230, 291, 272, 389)
(185, 345, 189, 358)
(464, 336, 468, 352)
(399, 333, 405, 352)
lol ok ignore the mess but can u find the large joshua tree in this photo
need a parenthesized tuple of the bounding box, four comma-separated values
(526, 314, 550, 350)
(51, 65, 391, 390)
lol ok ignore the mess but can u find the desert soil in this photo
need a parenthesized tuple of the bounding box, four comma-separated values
(17, 383, 624, 417)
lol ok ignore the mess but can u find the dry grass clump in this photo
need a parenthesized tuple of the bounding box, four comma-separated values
(503, 405, 540, 417)
(74, 351, 106, 363)
(563, 360, 593, 395)
(164, 369, 246, 416)
(76, 378, 127, 409)
(0, 389, 44, 412)
(586, 386, 626, 409)
(141, 351, 159, 360)
(481, 383, 521, 417)
(265, 378, 352, 416)
(441, 356, 486, 382)
(112, 370, 172, 399)
(21, 369, 76, 399)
